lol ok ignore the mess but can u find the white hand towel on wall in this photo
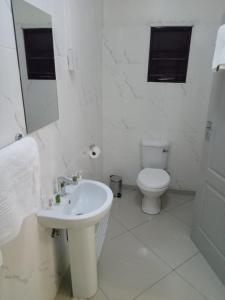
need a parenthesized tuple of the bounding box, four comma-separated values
(0, 137, 40, 247)
(212, 24, 225, 71)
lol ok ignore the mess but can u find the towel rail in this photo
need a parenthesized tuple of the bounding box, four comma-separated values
(15, 133, 23, 141)
(0, 133, 23, 151)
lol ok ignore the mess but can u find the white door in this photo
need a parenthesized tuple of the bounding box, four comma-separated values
(191, 71, 225, 283)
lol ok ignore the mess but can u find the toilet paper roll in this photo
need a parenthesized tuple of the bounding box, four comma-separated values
(89, 145, 101, 159)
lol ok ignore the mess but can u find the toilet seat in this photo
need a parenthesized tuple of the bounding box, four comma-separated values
(137, 168, 170, 190)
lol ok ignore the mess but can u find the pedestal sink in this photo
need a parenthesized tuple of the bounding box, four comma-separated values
(37, 180, 113, 299)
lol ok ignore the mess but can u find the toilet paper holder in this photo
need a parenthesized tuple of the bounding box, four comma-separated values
(89, 144, 101, 158)
(89, 144, 97, 155)
(15, 133, 23, 141)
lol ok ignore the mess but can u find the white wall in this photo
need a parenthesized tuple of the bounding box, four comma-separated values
(0, 0, 103, 299)
(102, 0, 225, 191)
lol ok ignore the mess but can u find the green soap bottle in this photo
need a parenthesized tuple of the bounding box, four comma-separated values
(55, 193, 61, 204)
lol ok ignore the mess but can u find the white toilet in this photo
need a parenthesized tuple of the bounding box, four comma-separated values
(137, 139, 170, 215)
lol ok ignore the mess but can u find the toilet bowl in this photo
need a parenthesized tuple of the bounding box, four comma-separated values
(137, 168, 170, 214)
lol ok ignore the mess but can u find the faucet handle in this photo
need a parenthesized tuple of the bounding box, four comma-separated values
(77, 170, 82, 180)
(72, 175, 78, 182)
(57, 176, 66, 195)
(72, 171, 82, 183)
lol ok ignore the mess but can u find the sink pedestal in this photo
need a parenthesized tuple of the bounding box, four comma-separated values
(37, 180, 113, 298)
(68, 226, 97, 299)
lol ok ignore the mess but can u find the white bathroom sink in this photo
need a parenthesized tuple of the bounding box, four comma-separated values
(37, 179, 113, 299)
(37, 179, 113, 229)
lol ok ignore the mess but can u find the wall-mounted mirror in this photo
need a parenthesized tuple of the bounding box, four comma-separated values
(11, 0, 59, 133)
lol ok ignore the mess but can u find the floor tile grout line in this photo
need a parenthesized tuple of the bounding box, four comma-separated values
(160, 211, 192, 231)
(127, 209, 191, 235)
(108, 219, 150, 241)
(133, 265, 209, 300)
(107, 219, 175, 271)
(56, 190, 216, 300)
(109, 230, 128, 241)
(110, 213, 151, 232)
(113, 211, 191, 236)
(110, 215, 129, 231)
(165, 200, 194, 227)
(105, 191, 198, 300)
(174, 251, 199, 271)
(164, 197, 194, 213)
(114, 209, 169, 233)
(174, 270, 209, 300)
(132, 270, 174, 300)
(165, 197, 194, 209)
(99, 287, 111, 300)
(126, 209, 171, 232)
(111, 189, 193, 231)
(128, 229, 173, 270)
(105, 192, 199, 298)
(109, 214, 131, 231)
(166, 210, 192, 228)
(127, 219, 151, 231)
(129, 224, 199, 272)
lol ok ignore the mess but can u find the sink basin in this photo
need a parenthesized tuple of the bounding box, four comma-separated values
(37, 179, 113, 299)
(37, 179, 113, 229)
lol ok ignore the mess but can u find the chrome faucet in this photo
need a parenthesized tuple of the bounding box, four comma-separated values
(57, 176, 78, 196)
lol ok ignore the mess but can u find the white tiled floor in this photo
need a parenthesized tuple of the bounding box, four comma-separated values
(98, 232, 171, 300)
(55, 188, 225, 300)
(131, 213, 198, 268)
(168, 200, 194, 227)
(111, 189, 151, 229)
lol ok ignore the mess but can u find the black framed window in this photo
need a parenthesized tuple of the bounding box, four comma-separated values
(147, 26, 192, 83)
(23, 28, 56, 80)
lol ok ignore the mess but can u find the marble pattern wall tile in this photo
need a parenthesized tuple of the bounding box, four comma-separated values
(0, 0, 103, 299)
(102, 0, 225, 190)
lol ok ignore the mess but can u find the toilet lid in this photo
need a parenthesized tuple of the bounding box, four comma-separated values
(137, 168, 170, 189)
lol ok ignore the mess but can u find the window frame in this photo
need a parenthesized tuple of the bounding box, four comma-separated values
(23, 28, 56, 80)
(147, 26, 192, 83)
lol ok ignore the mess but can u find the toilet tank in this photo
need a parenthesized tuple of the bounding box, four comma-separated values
(141, 139, 170, 169)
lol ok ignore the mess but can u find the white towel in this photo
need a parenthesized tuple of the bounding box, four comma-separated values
(0, 137, 40, 247)
(212, 24, 225, 71)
